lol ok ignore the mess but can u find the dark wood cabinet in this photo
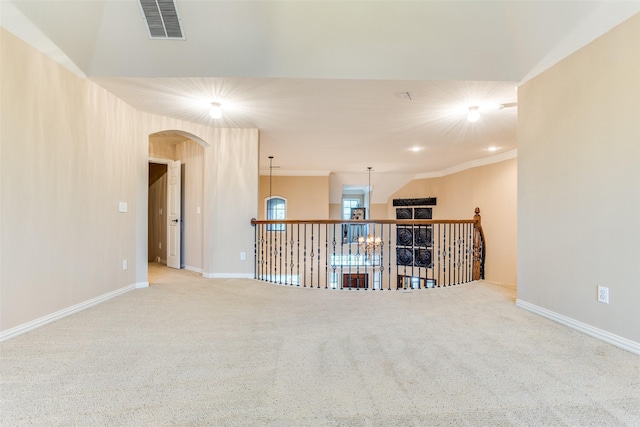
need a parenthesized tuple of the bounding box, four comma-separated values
(343, 273, 368, 289)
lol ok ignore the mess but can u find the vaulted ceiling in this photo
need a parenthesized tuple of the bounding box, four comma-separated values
(3, 1, 639, 183)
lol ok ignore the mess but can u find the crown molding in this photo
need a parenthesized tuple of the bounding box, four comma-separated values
(259, 169, 332, 177)
(414, 149, 517, 180)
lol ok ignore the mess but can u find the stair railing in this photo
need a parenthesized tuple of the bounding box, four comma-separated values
(250, 208, 485, 290)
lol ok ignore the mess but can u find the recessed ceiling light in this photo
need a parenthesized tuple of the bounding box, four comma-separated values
(487, 146, 499, 152)
(209, 102, 223, 119)
(467, 106, 480, 123)
(409, 146, 423, 152)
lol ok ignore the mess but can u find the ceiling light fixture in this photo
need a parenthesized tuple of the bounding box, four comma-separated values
(209, 102, 222, 119)
(467, 106, 480, 123)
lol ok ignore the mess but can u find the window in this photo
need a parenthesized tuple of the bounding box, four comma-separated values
(266, 197, 286, 231)
(343, 199, 360, 220)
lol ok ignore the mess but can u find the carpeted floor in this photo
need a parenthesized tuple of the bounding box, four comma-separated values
(1, 264, 639, 426)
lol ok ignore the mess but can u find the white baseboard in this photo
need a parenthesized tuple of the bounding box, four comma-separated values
(516, 299, 640, 355)
(202, 272, 254, 279)
(184, 265, 203, 274)
(0, 283, 139, 342)
(135, 281, 149, 288)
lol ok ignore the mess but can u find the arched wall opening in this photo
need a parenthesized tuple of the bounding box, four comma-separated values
(147, 130, 208, 277)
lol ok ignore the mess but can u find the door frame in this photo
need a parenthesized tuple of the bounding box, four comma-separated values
(148, 157, 180, 268)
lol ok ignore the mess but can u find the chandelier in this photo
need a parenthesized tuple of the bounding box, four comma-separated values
(358, 234, 382, 260)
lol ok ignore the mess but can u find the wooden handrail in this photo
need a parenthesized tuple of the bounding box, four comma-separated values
(251, 219, 475, 225)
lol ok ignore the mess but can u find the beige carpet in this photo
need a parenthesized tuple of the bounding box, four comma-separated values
(1, 263, 639, 426)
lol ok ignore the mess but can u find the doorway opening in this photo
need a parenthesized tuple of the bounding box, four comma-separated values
(147, 130, 207, 280)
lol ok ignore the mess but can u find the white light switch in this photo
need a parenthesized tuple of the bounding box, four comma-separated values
(119, 202, 128, 213)
(122, 259, 128, 270)
(197, 206, 201, 215)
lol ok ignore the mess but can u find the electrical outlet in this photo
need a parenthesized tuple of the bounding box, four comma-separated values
(240, 252, 246, 261)
(122, 259, 128, 271)
(597, 286, 609, 304)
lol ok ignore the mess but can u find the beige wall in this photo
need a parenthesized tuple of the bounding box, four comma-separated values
(389, 158, 517, 285)
(518, 14, 640, 344)
(329, 203, 342, 219)
(258, 176, 330, 219)
(370, 203, 388, 219)
(1, 29, 259, 334)
(176, 140, 204, 271)
(149, 139, 176, 160)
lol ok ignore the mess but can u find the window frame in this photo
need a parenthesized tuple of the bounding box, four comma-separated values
(265, 196, 287, 231)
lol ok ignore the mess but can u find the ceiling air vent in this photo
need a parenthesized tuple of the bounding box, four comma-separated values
(139, 0, 185, 39)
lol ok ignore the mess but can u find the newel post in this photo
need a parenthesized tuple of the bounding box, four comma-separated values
(473, 207, 483, 280)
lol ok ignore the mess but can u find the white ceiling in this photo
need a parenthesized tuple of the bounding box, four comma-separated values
(3, 1, 639, 184)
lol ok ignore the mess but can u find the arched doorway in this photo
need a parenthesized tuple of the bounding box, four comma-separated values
(147, 130, 208, 279)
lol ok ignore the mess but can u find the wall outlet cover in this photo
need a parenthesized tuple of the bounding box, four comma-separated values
(597, 286, 609, 304)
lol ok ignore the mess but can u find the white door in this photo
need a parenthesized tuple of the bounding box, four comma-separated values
(166, 160, 181, 269)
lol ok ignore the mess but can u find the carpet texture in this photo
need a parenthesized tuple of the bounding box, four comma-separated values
(1, 264, 639, 426)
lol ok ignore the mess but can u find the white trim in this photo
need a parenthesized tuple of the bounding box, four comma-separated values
(0, 283, 139, 342)
(260, 169, 331, 177)
(148, 157, 172, 164)
(202, 272, 254, 279)
(135, 281, 150, 288)
(516, 299, 640, 355)
(184, 265, 203, 274)
(414, 149, 517, 180)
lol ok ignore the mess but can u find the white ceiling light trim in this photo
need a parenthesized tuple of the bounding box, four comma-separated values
(209, 102, 223, 119)
(467, 106, 481, 123)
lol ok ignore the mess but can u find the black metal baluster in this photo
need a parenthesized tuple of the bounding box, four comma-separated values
(284, 225, 288, 285)
(258, 224, 263, 280)
(331, 224, 337, 289)
(457, 223, 462, 285)
(268, 223, 273, 283)
(317, 223, 322, 289)
(452, 223, 457, 286)
(309, 224, 314, 288)
(350, 224, 353, 290)
(273, 228, 278, 283)
(325, 224, 330, 289)
(468, 223, 473, 283)
(378, 223, 384, 291)
(290, 229, 295, 286)
(279, 228, 283, 284)
(340, 223, 345, 289)
(426, 224, 432, 289)
(447, 224, 452, 286)
(387, 224, 392, 290)
(303, 224, 308, 287)
(297, 224, 301, 286)
(437, 224, 442, 287)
